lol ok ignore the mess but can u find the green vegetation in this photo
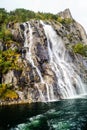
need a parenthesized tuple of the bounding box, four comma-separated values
(0, 8, 73, 30)
(0, 84, 18, 100)
(0, 28, 12, 42)
(57, 17, 73, 24)
(66, 33, 73, 41)
(72, 42, 87, 57)
(0, 49, 21, 74)
(0, 8, 58, 24)
(0, 8, 73, 43)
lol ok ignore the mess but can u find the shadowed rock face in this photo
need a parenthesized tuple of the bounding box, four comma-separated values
(1, 9, 87, 104)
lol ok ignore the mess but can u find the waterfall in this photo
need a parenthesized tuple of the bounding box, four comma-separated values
(23, 21, 86, 102)
(40, 21, 86, 99)
(23, 22, 53, 102)
(23, 22, 45, 101)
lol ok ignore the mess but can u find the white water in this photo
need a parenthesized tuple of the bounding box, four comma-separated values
(23, 23, 45, 101)
(23, 21, 86, 102)
(41, 21, 86, 99)
(23, 22, 52, 101)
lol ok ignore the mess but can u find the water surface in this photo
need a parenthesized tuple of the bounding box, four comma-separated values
(0, 98, 87, 130)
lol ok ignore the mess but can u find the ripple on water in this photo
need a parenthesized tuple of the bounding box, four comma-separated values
(0, 99, 87, 130)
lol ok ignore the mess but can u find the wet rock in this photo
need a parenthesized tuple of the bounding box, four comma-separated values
(20, 24, 25, 31)
(37, 43, 49, 63)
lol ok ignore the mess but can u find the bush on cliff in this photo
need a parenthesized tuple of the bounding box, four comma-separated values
(0, 84, 18, 100)
(72, 42, 87, 57)
(57, 17, 73, 24)
(0, 49, 21, 74)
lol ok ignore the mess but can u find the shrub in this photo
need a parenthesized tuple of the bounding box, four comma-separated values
(72, 42, 87, 57)
(4, 29, 12, 41)
(0, 84, 18, 100)
(63, 18, 73, 24)
(57, 17, 63, 23)
(0, 49, 21, 74)
(57, 17, 73, 25)
(66, 33, 73, 41)
(3, 89, 18, 100)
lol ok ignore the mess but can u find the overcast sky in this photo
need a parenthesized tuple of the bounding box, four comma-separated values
(0, 0, 87, 32)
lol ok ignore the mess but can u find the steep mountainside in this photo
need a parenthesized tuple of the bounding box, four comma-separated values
(0, 9, 87, 105)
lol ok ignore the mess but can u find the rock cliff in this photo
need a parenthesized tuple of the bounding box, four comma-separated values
(0, 9, 87, 105)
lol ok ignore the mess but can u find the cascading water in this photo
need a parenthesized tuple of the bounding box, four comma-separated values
(23, 21, 86, 102)
(40, 21, 86, 99)
(23, 22, 45, 101)
(23, 22, 52, 101)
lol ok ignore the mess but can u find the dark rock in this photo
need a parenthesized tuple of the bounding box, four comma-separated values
(19, 77, 27, 87)
(12, 29, 24, 45)
(20, 24, 25, 31)
(37, 43, 49, 63)
(22, 47, 29, 53)
(14, 70, 22, 77)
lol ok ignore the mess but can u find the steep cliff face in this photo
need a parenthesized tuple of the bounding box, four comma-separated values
(0, 9, 87, 105)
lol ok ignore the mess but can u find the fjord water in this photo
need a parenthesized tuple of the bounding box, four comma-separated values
(0, 98, 87, 130)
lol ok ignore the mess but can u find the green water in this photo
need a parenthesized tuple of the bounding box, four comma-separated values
(0, 98, 87, 130)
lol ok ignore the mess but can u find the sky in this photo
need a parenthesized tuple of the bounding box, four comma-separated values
(0, 0, 87, 32)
